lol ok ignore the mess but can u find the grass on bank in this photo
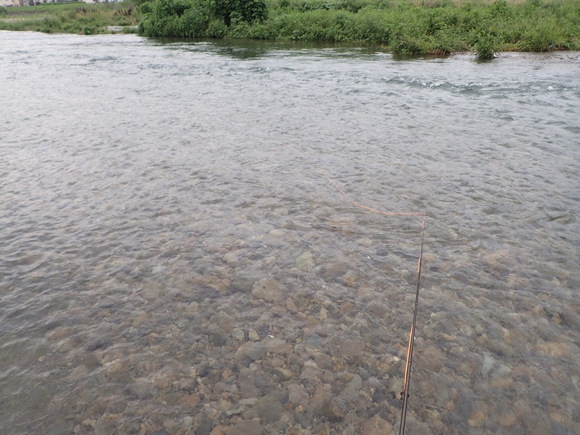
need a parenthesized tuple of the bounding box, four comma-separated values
(136, 0, 580, 57)
(1, 0, 580, 58)
(0, 2, 139, 34)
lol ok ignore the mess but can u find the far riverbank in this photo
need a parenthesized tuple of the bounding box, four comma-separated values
(1, 0, 580, 58)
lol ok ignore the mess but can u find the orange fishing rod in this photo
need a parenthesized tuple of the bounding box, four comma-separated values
(399, 215, 425, 435)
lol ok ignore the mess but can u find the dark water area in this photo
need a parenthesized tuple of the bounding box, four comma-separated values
(1, 31, 579, 435)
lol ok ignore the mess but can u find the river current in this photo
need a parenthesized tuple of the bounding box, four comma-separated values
(1, 31, 579, 435)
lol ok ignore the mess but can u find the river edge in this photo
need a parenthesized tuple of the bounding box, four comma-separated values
(2, 0, 580, 58)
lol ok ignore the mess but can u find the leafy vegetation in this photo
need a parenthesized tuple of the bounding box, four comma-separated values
(136, 0, 580, 55)
(1, 0, 579, 56)
(0, 1, 139, 34)
(138, 0, 268, 36)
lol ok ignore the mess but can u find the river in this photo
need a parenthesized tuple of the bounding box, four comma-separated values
(1, 31, 579, 435)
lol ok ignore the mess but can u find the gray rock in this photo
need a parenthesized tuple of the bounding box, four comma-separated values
(178, 378, 196, 392)
(300, 360, 320, 381)
(238, 368, 259, 398)
(311, 384, 332, 411)
(251, 279, 285, 302)
(126, 382, 154, 399)
(288, 384, 310, 405)
(48, 422, 75, 435)
(263, 338, 292, 355)
(273, 367, 295, 381)
(226, 398, 258, 416)
(227, 420, 264, 435)
(122, 421, 141, 434)
(85, 337, 112, 352)
(368, 302, 388, 317)
(341, 338, 365, 357)
(244, 394, 283, 424)
(211, 331, 227, 346)
(254, 376, 270, 390)
(387, 377, 402, 394)
(223, 251, 241, 265)
(314, 352, 333, 370)
(304, 333, 325, 349)
(232, 328, 245, 341)
(320, 369, 334, 384)
(323, 262, 349, 280)
(182, 416, 194, 428)
(246, 343, 267, 361)
(324, 397, 347, 422)
(366, 377, 382, 389)
(358, 368, 370, 380)
(296, 252, 315, 272)
(386, 254, 403, 266)
(340, 374, 363, 400)
(269, 229, 286, 237)
(293, 405, 315, 427)
(235, 342, 254, 360)
(343, 271, 357, 288)
(94, 420, 114, 435)
(231, 270, 261, 293)
(362, 415, 394, 435)
(295, 223, 311, 232)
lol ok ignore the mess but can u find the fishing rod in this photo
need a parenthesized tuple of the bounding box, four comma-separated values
(399, 216, 426, 435)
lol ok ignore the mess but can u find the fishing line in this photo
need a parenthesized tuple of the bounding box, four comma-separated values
(283, 144, 425, 217)
(282, 143, 426, 435)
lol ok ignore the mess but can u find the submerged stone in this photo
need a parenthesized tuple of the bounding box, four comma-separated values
(362, 415, 394, 435)
(226, 420, 264, 435)
(296, 251, 315, 272)
(251, 278, 285, 301)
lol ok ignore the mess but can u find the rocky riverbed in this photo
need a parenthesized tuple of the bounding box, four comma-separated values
(32, 210, 429, 435)
(1, 33, 579, 435)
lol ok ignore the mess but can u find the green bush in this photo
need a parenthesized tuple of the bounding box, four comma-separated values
(139, 0, 268, 37)
(391, 33, 428, 55)
(178, 6, 208, 36)
(474, 33, 496, 60)
(140, 1, 154, 14)
(206, 18, 228, 36)
(211, 0, 268, 25)
(116, 16, 132, 25)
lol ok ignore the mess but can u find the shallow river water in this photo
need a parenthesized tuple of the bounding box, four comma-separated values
(1, 31, 579, 435)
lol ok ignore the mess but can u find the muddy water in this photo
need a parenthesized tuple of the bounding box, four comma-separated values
(1, 31, 579, 435)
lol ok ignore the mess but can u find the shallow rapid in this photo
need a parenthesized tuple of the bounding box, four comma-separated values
(1, 31, 579, 435)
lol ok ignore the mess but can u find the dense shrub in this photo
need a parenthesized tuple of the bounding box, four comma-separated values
(474, 33, 496, 60)
(211, 0, 268, 25)
(139, 0, 268, 37)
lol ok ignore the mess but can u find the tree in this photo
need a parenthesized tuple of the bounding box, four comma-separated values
(209, 0, 267, 26)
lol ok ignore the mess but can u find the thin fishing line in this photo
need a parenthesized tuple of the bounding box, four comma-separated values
(282, 143, 426, 435)
(283, 144, 425, 217)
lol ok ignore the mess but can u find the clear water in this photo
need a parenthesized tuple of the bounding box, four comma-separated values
(1, 31, 579, 435)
